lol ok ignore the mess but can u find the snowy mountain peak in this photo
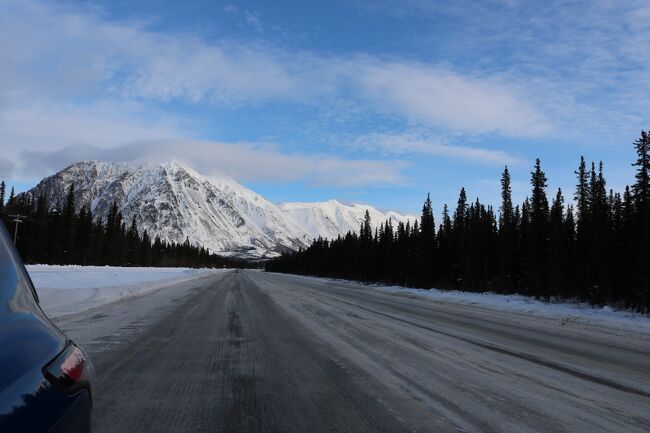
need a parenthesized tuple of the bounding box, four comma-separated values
(29, 161, 310, 258)
(279, 200, 416, 241)
(27, 161, 416, 258)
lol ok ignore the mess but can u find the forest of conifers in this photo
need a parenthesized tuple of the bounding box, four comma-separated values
(267, 131, 650, 312)
(0, 186, 245, 269)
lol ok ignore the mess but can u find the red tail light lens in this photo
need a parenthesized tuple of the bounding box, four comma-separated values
(43, 342, 93, 394)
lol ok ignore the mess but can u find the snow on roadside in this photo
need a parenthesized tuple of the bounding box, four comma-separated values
(373, 284, 650, 334)
(26, 265, 226, 319)
(288, 273, 650, 334)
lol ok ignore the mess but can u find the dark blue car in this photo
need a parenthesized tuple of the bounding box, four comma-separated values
(0, 223, 94, 432)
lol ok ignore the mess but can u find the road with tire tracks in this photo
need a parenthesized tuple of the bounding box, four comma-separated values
(56, 270, 650, 433)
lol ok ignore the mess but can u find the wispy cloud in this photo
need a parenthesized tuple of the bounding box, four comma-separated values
(4, 0, 649, 195)
(0, 0, 551, 137)
(354, 61, 551, 137)
(349, 0, 650, 141)
(354, 131, 522, 165)
(0, 101, 186, 151)
(17, 140, 408, 187)
(222, 4, 238, 14)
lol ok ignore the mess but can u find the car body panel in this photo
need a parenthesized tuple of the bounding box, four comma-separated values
(0, 223, 92, 432)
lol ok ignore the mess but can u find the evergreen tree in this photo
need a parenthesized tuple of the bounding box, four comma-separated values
(418, 194, 436, 285)
(7, 187, 15, 209)
(573, 156, 590, 293)
(62, 185, 76, 262)
(360, 210, 373, 280)
(564, 204, 576, 295)
(33, 192, 49, 263)
(0, 181, 5, 210)
(126, 215, 140, 266)
(361, 210, 372, 243)
(587, 161, 610, 303)
(437, 204, 453, 287)
(452, 188, 468, 289)
(498, 166, 516, 291)
(632, 131, 650, 208)
(548, 188, 566, 296)
(75, 206, 93, 266)
(631, 131, 650, 310)
(527, 159, 550, 296)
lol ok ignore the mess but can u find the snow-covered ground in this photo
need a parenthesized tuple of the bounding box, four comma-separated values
(26, 265, 226, 319)
(376, 285, 650, 334)
(289, 274, 650, 334)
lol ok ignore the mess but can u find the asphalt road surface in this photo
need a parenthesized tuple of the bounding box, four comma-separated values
(56, 270, 650, 433)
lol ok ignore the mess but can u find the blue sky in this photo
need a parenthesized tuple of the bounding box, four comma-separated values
(1, 0, 649, 214)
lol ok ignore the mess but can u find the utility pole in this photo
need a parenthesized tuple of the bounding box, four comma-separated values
(10, 214, 24, 245)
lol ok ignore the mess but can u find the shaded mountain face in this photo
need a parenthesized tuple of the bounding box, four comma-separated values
(28, 161, 415, 258)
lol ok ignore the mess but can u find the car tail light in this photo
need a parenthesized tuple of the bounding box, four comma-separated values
(43, 342, 94, 395)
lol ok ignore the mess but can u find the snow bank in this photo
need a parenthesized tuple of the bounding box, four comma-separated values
(288, 273, 650, 334)
(373, 284, 650, 334)
(26, 265, 225, 318)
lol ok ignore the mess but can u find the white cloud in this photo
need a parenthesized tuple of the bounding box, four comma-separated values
(354, 61, 551, 137)
(0, 101, 185, 152)
(354, 132, 522, 165)
(244, 11, 264, 33)
(16, 0, 650, 189)
(223, 5, 238, 14)
(0, 0, 551, 137)
(0, 1, 305, 106)
(16, 140, 407, 187)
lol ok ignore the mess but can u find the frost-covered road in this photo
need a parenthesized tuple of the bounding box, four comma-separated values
(55, 270, 650, 433)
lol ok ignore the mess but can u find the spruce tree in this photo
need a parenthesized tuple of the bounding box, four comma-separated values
(527, 159, 550, 296)
(575, 156, 590, 225)
(418, 194, 436, 285)
(498, 166, 516, 291)
(499, 166, 514, 226)
(564, 204, 576, 295)
(549, 188, 566, 296)
(573, 156, 591, 295)
(62, 185, 76, 263)
(34, 192, 49, 263)
(0, 180, 5, 210)
(7, 187, 15, 210)
(452, 188, 468, 289)
(361, 210, 372, 243)
(420, 194, 436, 243)
(631, 131, 650, 310)
(437, 204, 453, 287)
(587, 161, 610, 303)
(360, 210, 373, 280)
(632, 131, 650, 208)
(126, 215, 140, 266)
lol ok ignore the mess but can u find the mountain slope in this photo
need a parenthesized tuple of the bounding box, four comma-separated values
(28, 161, 311, 258)
(279, 200, 417, 240)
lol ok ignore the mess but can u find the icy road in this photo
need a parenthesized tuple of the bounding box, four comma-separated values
(54, 270, 650, 433)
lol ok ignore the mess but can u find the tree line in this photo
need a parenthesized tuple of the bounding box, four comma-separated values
(0, 184, 247, 268)
(267, 132, 650, 312)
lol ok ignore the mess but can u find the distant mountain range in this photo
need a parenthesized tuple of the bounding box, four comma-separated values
(27, 161, 416, 258)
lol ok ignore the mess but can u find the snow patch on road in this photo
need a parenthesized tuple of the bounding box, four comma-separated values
(26, 265, 226, 318)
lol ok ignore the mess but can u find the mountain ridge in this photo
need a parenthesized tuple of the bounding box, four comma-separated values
(279, 200, 416, 241)
(27, 161, 416, 258)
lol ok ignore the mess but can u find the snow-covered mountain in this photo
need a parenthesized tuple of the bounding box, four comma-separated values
(28, 161, 310, 258)
(279, 200, 417, 240)
(28, 161, 416, 258)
